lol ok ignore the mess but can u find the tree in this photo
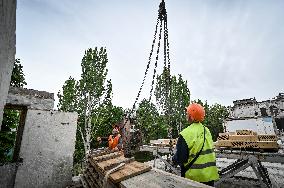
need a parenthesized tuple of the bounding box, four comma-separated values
(193, 100, 229, 141)
(0, 59, 26, 162)
(206, 103, 229, 141)
(57, 77, 77, 112)
(58, 47, 123, 161)
(136, 99, 167, 143)
(155, 69, 191, 138)
(10, 59, 27, 87)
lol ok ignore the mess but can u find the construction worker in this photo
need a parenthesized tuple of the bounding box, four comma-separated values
(96, 136, 108, 148)
(172, 103, 219, 186)
(108, 127, 122, 150)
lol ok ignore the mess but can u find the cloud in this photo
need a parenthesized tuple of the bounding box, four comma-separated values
(16, 0, 284, 109)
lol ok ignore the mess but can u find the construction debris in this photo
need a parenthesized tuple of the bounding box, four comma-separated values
(216, 157, 284, 188)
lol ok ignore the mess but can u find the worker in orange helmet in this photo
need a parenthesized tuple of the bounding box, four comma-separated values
(173, 103, 219, 186)
(108, 127, 122, 150)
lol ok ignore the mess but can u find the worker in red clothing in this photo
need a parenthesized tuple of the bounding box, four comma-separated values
(173, 103, 219, 186)
(108, 127, 122, 150)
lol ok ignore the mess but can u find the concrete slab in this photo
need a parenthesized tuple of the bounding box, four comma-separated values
(121, 168, 211, 188)
(14, 110, 77, 188)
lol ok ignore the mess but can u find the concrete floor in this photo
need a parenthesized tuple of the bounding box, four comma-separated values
(145, 156, 284, 187)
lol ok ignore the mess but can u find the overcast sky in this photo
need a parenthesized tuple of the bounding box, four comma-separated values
(16, 0, 284, 109)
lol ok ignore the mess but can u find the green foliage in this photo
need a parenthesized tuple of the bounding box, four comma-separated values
(136, 99, 167, 143)
(57, 47, 124, 164)
(10, 59, 27, 87)
(0, 110, 20, 163)
(155, 69, 190, 138)
(57, 77, 78, 112)
(1, 58, 26, 163)
(206, 104, 229, 141)
(92, 104, 124, 140)
(192, 100, 229, 141)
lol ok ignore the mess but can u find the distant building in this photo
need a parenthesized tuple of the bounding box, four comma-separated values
(228, 93, 284, 132)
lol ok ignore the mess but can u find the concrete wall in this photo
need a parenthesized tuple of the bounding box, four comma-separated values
(230, 94, 284, 119)
(14, 110, 78, 188)
(224, 117, 276, 135)
(230, 104, 259, 118)
(0, 0, 17, 128)
(6, 87, 54, 110)
(0, 163, 17, 188)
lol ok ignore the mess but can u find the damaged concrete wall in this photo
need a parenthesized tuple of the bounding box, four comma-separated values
(224, 117, 276, 134)
(14, 110, 78, 188)
(6, 87, 54, 110)
(230, 93, 284, 119)
(0, 0, 17, 128)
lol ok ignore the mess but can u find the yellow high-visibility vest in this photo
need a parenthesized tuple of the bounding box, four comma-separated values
(180, 122, 219, 183)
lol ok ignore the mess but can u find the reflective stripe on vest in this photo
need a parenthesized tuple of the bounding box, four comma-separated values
(190, 161, 216, 169)
(188, 148, 214, 158)
(180, 123, 219, 183)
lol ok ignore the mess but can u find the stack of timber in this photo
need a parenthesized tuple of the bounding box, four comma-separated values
(215, 130, 279, 151)
(80, 149, 151, 188)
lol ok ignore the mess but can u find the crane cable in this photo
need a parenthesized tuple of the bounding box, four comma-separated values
(123, 0, 172, 155)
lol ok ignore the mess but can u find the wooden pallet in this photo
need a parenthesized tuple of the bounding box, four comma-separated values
(258, 135, 277, 141)
(215, 140, 232, 147)
(215, 140, 279, 149)
(82, 149, 151, 188)
(236, 130, 253, 135)
(229, 135, 259, 142)
(109, 161, 151, 183)
(217, 133, 230, 141)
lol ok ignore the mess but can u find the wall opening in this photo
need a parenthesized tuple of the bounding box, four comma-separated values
(260, 108, 268, 117)
(275, 117, 284, 133)
(0, 105, 27, 163)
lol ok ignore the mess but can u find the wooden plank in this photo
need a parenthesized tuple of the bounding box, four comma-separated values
(97, 155, 126, 171)
(229, 135, 258, 141)
(257, 141, 279, 149)
(258, 135, 277, 141)
(80, 174, 90, 188)
(92, 151, 123, 163)
(104, 157, 135, 171)
(88, 159, 105, 178)
(87, 164, 94, 173)
(109, 161, 151, 183)
(86, 177, 96, 188)
(231, 141, 258, 148)
(217, 133, 230, 141)
(86, 170, 100, 188)
(216, 140, 279, 151)
(215, 140, 232, 147)
(236, 130, 253, 135)
(88, 168, 104, 188)
(89, 148, 116, 158)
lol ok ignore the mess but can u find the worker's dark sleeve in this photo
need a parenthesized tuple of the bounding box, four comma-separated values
(100, 137, 109, 142)
(172, 135, 189, 165)
(117, 136, 123, 150)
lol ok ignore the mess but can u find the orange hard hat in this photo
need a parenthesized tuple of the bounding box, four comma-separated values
(186, 103, 205, 122)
